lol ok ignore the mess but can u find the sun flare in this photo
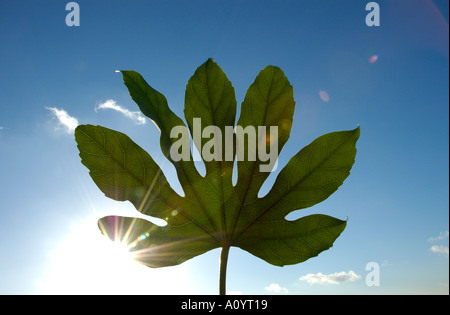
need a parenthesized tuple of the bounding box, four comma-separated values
(35, 216, 193, 294)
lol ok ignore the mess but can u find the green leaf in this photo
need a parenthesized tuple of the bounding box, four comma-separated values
(184, 58, 237, 163)
(75, 59, 360, 293)
(235, 214, 347, 266)
(230, 65, 295, 234)
(184, 58, 237, 235)
(260, 127, 360, 215)
(232, 127, 359, 265)
(118, 69, 222, 237)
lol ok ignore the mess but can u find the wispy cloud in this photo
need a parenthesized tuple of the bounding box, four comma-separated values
(264, 283, 288, 293)
(430, 245, 449, 256)
(299, 271, 361, 285)
(45, 107, 79, 134)
(95, 99, 146, 125)
(428, 231, 449, 242)
(428, 231, 449, 256)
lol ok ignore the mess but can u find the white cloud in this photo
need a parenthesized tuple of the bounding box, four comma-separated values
(428, 231, 449, 242)
(430, 245, 449, 256)
(0, 126, 4, 130)
(299, 271, 361, 285)
(265, 283, 288, 293)
(96, 99, 146, 125)
(45, 107, 79, 134)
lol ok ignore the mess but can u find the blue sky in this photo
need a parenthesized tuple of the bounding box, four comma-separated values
(0, 0, 448, 294)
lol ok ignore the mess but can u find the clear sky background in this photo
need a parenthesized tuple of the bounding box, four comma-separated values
(0, 0, 448, 295)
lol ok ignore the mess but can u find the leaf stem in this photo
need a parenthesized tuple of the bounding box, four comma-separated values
(219, 245, 230, 295)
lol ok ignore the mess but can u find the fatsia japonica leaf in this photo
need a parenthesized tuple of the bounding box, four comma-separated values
(75, 58, 360, 293)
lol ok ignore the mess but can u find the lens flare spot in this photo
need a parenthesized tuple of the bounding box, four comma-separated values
(319, 90, 330, 102)
(369, 54, 379, 63)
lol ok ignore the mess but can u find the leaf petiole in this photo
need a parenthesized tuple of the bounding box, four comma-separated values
(219, 245, 230, 295)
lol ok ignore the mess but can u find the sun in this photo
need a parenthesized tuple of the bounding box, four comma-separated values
(35, 215, 194, 294)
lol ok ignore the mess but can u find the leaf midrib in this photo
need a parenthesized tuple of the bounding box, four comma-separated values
(229, 69, 276, 242)
(204, 63, 228, 243)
